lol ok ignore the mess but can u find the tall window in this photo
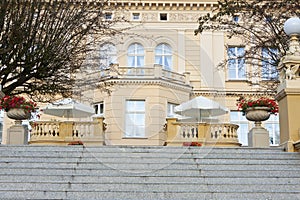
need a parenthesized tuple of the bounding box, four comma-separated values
(264, 114, 280, 146)
(99, 43, 117, 70)
(125, 100, 145, 137)
(127, 43, 144, 67)
(230, 111, 249, 146)
(228, 47, 246, 80)
(93, 102, 104, 116)
(155, 43, 172, 71)
(261, 47, 278, 80)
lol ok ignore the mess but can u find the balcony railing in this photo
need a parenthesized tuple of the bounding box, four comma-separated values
(100, 64, 190, 85)
(166, 118, 241, 147)
(29, 117, 105, 146)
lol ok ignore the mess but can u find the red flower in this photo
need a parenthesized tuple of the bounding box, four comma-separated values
(236, 96, 279, 116)
(0, 95, 37, 113)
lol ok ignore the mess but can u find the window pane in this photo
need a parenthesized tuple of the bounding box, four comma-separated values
(126, 100, 145, 112)
(264, 114, 280, 146)
(100, 43, 117, 70)
(127, 43, 144, 67)
(228, 47, 245, 80)
(155, 43, 172, 70)
(230, 111, 248, 146)
(261, 47, 278, 80)
(125, 100, 145, 137)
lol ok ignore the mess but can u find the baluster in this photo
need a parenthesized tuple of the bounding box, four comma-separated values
(229, 125, 233, 138)
(54, 123, 59, 137)
(45, 123, 50, 136)
(40, 123, 44, 136)
(37, 123, 41, 136)
(182, 126, 186, 138)
(218, 125, 223, 138)
(78, 124, 82, 137)
(191, 127, 195, 138)
(33, 125, 38, 137)
(186, 126, 190, 138)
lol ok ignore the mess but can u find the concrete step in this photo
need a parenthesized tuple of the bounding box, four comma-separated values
(0, 145, 299, 200)
(0, 191, 299, 200)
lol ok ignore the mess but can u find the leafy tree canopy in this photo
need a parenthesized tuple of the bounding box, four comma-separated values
(195, 0, 300, 92)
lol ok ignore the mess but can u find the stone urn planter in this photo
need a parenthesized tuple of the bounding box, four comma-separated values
(0, 95, 37, 145)
(245, 106, 271, 124)
(7, 108, 31, 124)
(245, 106, 271, 148)
(237, 96, 278, 148)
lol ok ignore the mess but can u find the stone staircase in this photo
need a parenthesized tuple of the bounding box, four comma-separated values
(0, 145, 300, 200)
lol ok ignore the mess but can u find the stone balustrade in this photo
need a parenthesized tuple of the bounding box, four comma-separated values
(100, 64, 189, 84)
(29, 117, 105, 146)
(166, 118, 241, 147)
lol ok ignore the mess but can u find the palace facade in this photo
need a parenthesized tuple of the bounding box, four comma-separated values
(76, 0, 279, 146)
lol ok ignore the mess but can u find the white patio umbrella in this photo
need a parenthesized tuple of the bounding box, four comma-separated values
(174, 96, 229, 121)
(41, 98, 94, 119)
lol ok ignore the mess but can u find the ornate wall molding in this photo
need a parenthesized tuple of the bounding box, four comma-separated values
(98, 78, 193, 93)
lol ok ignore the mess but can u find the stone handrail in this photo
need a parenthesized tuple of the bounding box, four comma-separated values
(100, 64, 188, 84)
(166, 118, 241, 147)
(209, 123, 239, 140)
(29, 117, 105, 146)
(31, 121, 60, 138)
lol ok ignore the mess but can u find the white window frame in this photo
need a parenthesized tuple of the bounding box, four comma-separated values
(227, 47, 246, 80)
(127, 43, 145, 67)
(155, 43, 172, 71)
(93, 102, 104, 116)
(263, 114, 280, 146)
(261, 47, 278, 80)
(99, 43, 117, 71)
(125, 100, 145, 138)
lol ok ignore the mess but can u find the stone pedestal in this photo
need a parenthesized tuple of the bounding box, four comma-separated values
(7, 121, 28, 145)
(245, 107, 271, 148)
(276, 86, 300, 152)
(248, 122, 269, 148)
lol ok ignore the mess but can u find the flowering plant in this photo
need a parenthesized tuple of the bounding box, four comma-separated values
(183, 142, 202, 147)
(0, 95, 37, 113)
(237, 96, 279, 115)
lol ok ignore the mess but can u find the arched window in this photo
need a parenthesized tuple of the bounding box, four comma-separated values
(127, 43, 144, 67)
(99, 43, 117, 70)
(155, 43, 172, 71)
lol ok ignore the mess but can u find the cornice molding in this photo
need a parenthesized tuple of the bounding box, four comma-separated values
(63, 0, 218, 11)
(98, 78, 193, 93)
(114, 1, 218, 11)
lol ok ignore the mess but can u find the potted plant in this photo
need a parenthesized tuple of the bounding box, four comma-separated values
(236, 96, 279, 122)
(0, 95, 37, 120)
